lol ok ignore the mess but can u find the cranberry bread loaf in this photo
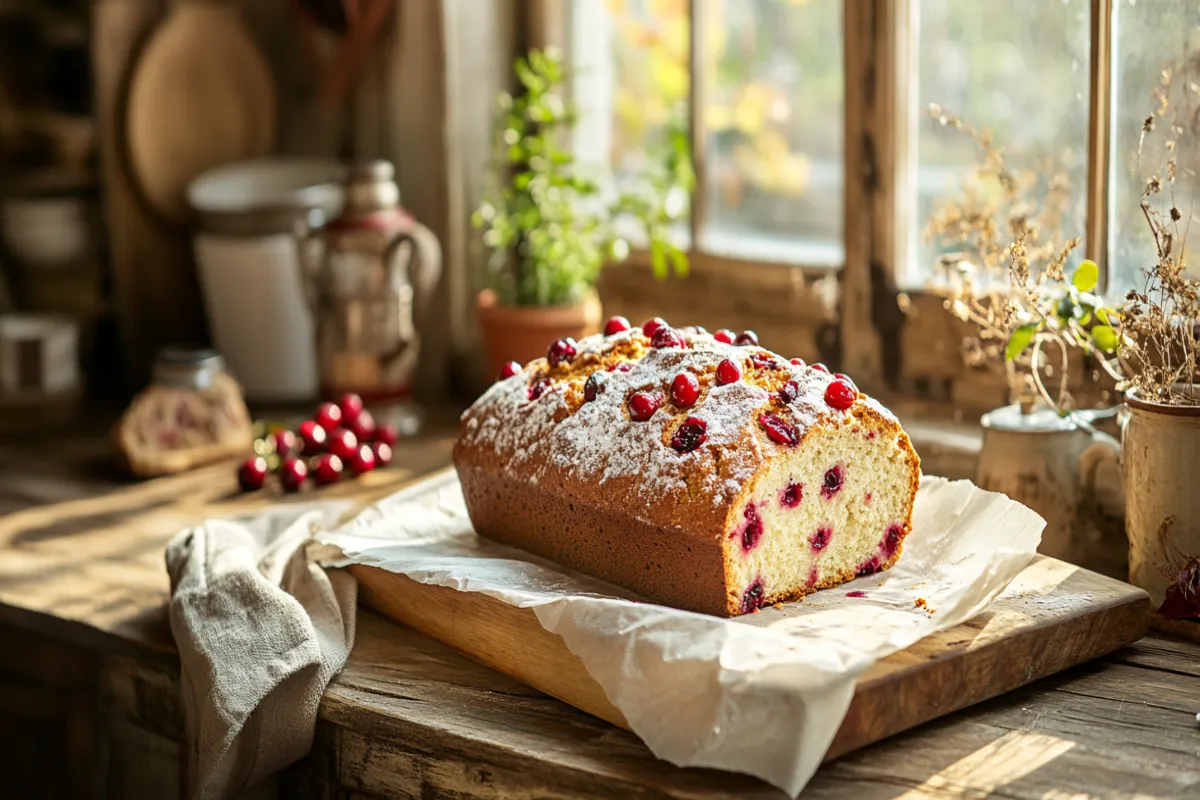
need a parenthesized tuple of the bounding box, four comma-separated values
(453, 321, 921, 616)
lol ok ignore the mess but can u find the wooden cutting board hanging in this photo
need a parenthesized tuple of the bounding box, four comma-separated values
(124, 0, 276, 225)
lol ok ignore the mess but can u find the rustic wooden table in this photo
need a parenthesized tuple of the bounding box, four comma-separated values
(0, 415, 1197, 800)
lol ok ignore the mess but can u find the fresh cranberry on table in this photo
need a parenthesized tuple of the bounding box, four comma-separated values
(297, 420, 327, 453)
(824, 380, 857, 411)
(628, 391, 663, 421)
(272, 430, 297, 459)
(651, 326, 686, 348)
(349, 443, 376, 475)
(641, 317, 667, 337)
(547, 337, 578, 366)
(374, 422, 399, 447)
(604, 315, 631, 335)
(312, 454, 344, 485)
(670, 372, 700, 408)
(734, 330, 759, 346)
(338, 393, 365, 424)
(314, 401, 342, 431)
(713, 329, 736, 344)
(279, 457, 308, 493)
(349, 409, 376, 442)
(497, 361, 522, 380)
(715, 358, 742, 385)
(371, 441, 393, 467)
(327, 428, 359, 462)
(237, 456, 269, 492)
(810, 363, 829, 374)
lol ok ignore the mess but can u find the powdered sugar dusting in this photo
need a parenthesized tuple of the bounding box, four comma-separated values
(458, 330, 860, 522)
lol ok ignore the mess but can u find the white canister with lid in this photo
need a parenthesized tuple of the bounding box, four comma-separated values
(187, 158, 344, 403)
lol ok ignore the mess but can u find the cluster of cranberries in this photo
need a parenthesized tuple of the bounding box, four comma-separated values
(236, 393, 399, 493)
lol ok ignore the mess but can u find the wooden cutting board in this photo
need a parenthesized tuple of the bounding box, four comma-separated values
(349, 477, 1150, 762)
(125, 1, 276, 225)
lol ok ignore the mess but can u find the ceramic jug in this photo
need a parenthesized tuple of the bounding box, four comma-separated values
(296, 160, 441, 401)
(976, 405, 1125, 578)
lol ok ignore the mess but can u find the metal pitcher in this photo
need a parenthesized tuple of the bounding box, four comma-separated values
(296, 160, 441, 401)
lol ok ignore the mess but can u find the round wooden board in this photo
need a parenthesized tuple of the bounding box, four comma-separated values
(125, 1, 277, 225)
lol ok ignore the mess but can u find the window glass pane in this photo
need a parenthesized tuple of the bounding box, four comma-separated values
(701, 0, 844, 266)
(571, 0, 691, 247)
(1109, 0, 1200, 299)
(912, 0, 1090, 288)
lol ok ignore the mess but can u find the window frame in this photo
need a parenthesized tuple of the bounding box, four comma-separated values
(533, 0, 1118, 403)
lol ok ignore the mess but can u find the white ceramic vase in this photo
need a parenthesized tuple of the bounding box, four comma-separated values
(1123, 390, 1200, 611)
(976, 405, 1125, 577)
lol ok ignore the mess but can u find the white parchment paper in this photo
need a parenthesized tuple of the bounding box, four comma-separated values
(316, 473, 1045, 796)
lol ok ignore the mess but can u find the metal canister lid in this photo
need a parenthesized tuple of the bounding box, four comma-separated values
(342, 159, 400, 215)
(153, 346, 226, 390)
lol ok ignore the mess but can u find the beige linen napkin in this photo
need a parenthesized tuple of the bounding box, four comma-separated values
(166, 505, 358, 800)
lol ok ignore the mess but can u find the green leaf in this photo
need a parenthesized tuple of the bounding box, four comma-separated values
(1006, 322, 1040, 362)
(1091, 324, 1119, 353)
(650, 240, 667, 280)
(1072, 259, 1099, 292)
(1096, 306, 1120, 325)
(668, 245, 689, 278)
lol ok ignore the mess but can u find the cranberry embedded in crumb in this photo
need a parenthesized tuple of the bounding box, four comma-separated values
(715, 358, 742, 385)
(375, 423, 399, 447)
(528, 378, 552, 401)
(750, 353, 779, 370)
(604, 315, 631, 335)
(670, 416, 708, 453)
(670, 372, 700, 408)
(883, 524, 903, 557)
(628, 391, 662, 421)
(350, 443, 376, 475)
(547, 337, 578, 366)
(312, 453, 344, 485)
(821, 465, 844, 499)
(297, 420, 327, 453)
(780, 480, 803, 508)
(734, 330, 759, 346)
(327, 428, 359, 462)
(740, 504, 764, 552)
(790, 358, 806, 367)
(777, 379, 800, 404)
(740, 578, 766, 614)
(583, 372, 606, 402)
(314, 401, 342, 431)
(338, 393, 364, 424)
(273, 430, 297, 458)
(810, 363, 829, 374)
(498, 361, 522, 380)
(650, 326, 686, 348)
(810, 527, 831, 552)
(279, 457, 308, 493)
(825, 379, 857, 410)
(641, 317, 667, 337)
(237, 456, 269, 492)
(713, 329, 736, 344)
(758, 412, 799, 446)
(371, 441, 393, 466)
(856, 556, 881, 577)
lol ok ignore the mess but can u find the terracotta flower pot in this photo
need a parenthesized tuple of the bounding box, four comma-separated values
(1123, 388, 1200, 632)
(476, 289, 603, 380)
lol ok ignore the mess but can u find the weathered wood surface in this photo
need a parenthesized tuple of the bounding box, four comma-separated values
(0, 419, 1197, 799)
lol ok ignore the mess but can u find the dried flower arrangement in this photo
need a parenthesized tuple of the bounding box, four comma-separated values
(926, 84, 1200, 413)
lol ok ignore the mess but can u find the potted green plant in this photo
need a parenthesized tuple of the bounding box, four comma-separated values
(472, 48, 693, 379)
